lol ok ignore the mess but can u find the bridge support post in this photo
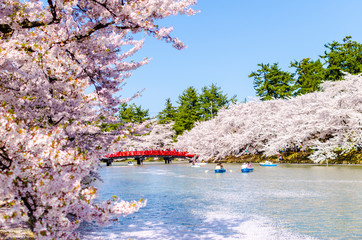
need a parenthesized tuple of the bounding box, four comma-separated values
(164, 157, 174, 164)
(106, 159, 113, 166)
(135, 157, 144, 165)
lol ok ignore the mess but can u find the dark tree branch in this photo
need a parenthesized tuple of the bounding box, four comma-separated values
(48, 116, 65, 126)
(20, 19, 47, 29)
(47, 0, 60, 25)
(0, 24, 13, 34)
(20, 191, 37, 232)
(65, 49, 94, 82)
(76, 21, 115, 40)
(0, 146, 12, 170)
(0, 0, 60, 36)
(91, 0, 117, 17)
(52, 21, 116, 47)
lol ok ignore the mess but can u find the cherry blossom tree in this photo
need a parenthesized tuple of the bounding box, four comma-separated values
(0, 0, 197, 239)
(114, 121, 176, 150)
(138, 121, 176, 149)
(176, 74, 362, 163)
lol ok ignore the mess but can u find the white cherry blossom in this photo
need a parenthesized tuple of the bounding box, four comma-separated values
(0, 0, 197, 238)
(176, 74, 362, 163)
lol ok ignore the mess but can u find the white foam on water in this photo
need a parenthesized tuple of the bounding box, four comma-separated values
(273, 179, 362, 184)
(261, 189, 320, 198)
(82, 212, 319, 240)
(144, 169, 173, 176)
(201, 211, 318, 240)
(82, 220, 176, 240)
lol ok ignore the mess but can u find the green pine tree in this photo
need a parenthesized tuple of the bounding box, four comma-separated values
(173, 87, 200, 135)
(249, 63, 295, 100)
(157, 98, 177, 124)
(321, 36, 362, 81)
(199, 83, 236, 120)
(290, 58, 326, 95)
(100, 102, 150, 132)
(118, 102, 150, 123)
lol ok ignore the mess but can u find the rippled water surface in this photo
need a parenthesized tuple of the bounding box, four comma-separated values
(79, 163, 362, 240)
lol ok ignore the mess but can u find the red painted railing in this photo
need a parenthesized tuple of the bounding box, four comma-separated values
(104, 150, 196, 159)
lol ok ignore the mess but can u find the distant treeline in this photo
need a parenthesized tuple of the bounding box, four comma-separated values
(157, 84, 236, 135)
(102, 84, 236, 136)
(105, 36, 362, 135)
(249, 36, 362, 100)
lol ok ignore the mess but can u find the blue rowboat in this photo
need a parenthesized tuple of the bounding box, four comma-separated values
(260, 162, 277, 167)
(241, 168, 254, 173)
(215, 169, 226, 173)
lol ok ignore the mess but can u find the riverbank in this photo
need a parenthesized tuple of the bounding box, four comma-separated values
(0, 204, 34, 240)
(0, 228, 34, 240)
(215, 149, 362, 164)
(110, 150, 362, 165)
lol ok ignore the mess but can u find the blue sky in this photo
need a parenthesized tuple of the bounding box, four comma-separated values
(121, 0, 362, 116)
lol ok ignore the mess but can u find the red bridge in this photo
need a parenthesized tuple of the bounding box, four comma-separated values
(101, 150, 197, 166)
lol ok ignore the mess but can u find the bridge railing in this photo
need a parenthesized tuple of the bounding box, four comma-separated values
(103, 150, 196, 159)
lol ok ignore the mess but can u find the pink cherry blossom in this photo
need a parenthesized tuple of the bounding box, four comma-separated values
(0, 0, 198, 239)
(176, 74, 362, 163)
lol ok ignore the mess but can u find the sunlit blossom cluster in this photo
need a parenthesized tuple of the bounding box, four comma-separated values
(0, 0, 197, 239)
(176, 74, 362, 163)
(116, 121, 176, 150)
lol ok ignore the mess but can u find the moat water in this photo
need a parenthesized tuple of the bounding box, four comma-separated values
(79, 162, 362, 240)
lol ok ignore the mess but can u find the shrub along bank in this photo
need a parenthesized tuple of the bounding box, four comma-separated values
(213, 150, 362, 165)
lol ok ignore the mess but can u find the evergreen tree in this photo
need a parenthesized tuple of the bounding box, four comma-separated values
(157, 84, 237, 135)
(173, 87, 200, 135)
(321, 36, 362, 81)
(250, 36, 362, 99)
(249, 63, 295, 100)
(290, 58, 326, 95)
(100, 103, 150, 132)
(119, 102, 150, 123)
(199, 83, 236, 120)
(157, 98, 177, 124)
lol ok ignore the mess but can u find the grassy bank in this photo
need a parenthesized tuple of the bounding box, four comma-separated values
(0, 228, 34, 240)
(216, 149, 362, 164)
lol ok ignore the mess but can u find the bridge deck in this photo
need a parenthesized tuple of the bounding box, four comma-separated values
(101, 150, 197, 165)
(103, 150, 196, 160)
